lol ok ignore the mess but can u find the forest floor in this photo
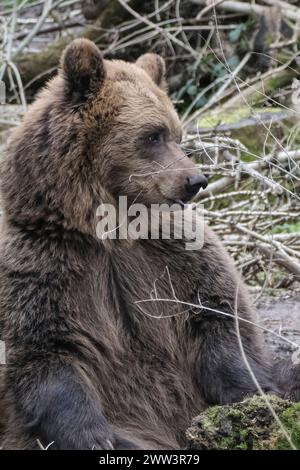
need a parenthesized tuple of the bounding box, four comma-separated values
(257, 290, 300, 360)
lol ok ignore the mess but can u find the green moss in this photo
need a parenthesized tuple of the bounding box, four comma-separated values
(250, 72, 295, 106)
(197, 107, 283, 129)
(276, 404, 300, 450)
(232, 126, 262, 161)
(197, 107, 289, 162)
(186, 396, 300, 450)
(272, 222, 300, 234)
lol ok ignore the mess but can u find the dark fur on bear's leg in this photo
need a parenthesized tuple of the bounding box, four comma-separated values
(8, 365, 139, 450)
(12, 368, 114, 450)
(194, 314, 278, 405)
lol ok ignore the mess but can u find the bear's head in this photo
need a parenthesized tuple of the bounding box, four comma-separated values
(1, 39, 207, 236)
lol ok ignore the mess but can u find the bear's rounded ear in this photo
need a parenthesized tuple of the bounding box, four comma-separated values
(136, 53, 167, 90)
(61, 38, 106, 102)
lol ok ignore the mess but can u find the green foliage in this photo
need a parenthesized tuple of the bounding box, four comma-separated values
(212, 55, 240, 78)
(276, 404, 300, 450)
(198, 107, 285, 129)
(229, 24, 248, 43)
(272, 223, 300, 234)
(3, 0, 34, 8)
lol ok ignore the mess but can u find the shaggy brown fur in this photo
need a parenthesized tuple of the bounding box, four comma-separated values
(0, 39, 298, 450)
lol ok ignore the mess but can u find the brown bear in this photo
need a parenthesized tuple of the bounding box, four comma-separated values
(0, 39, 298, 450)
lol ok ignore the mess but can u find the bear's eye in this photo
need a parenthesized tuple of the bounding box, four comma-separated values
(146, 132, 164, 145)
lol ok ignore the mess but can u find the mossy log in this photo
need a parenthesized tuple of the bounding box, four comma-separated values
(222, 70, 296, 109)
(186, 396, 300, 450)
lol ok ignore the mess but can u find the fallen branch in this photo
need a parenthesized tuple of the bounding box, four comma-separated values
(191, 0, 300, 22)
(258, 244, 300, 277)
(195, 149, 300, 200)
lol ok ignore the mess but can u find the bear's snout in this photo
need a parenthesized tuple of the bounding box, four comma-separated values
(184, 174, 208, 200)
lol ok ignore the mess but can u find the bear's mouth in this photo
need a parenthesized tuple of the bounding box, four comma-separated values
(178, 185, 206, 205)
(175, 199, 185, 208)
(161, 190, 200, 208)
(169, 198, 197, 208)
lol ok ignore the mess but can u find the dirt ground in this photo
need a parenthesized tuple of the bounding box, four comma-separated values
(257, 293, 300, 361)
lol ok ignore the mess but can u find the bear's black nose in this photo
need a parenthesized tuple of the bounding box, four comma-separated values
(185, 175, 208, 197)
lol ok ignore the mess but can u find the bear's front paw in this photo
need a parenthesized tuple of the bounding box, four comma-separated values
(84, 428, 140, 450)
(77, 423, 116, 450)
(43, 419, 116, 450)
(58, 425, 140, 450)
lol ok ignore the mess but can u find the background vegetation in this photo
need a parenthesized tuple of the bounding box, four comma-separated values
(0, 0, 300, 295)
(1, 0, 300, 451)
